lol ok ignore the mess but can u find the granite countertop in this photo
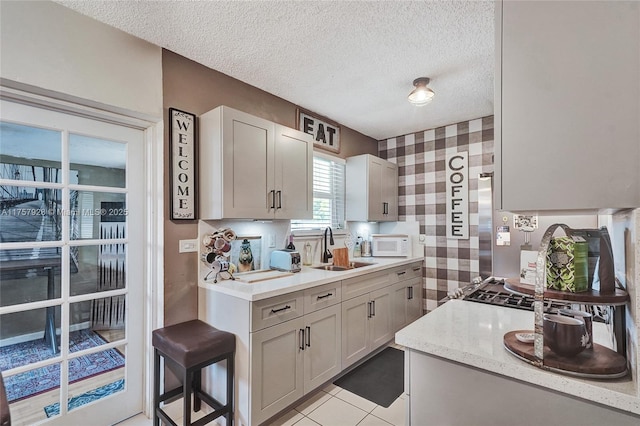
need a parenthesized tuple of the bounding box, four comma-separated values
(198, 256, 423, 301)
(396, 299, 639, 415)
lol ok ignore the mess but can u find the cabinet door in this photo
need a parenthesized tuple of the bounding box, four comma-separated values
(341, 293, 370, 368)
(391, 281, 408, 332)
(303, 304, 342, 393)
(381, 161, 398, 220)
(274, 125, 313, 219)
(406, 277, 423, 325)
(367, 156, 384, 221)
(369, 286, 393, 349)
(250, 317, 304, 424)
(498, 1, 640, 210)
(222, 109, 275, 218)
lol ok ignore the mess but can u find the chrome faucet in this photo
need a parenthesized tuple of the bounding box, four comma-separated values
(321, 226, 334, 263)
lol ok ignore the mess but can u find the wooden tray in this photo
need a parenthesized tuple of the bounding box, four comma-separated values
(503, 330, 628, 379)
(332, 248, 350, 268)
(504, 278, 629, 305)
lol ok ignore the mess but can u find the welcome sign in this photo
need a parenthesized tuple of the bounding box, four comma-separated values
(446, 151, 469, 239)
(170, 108, 196, 220)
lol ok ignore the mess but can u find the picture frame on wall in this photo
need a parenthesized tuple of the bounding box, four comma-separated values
(296, 108, 341, 153)
(169, 108, 197, 220)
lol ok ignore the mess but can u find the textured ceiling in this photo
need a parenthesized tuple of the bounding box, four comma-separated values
(54, 0, 495, 140)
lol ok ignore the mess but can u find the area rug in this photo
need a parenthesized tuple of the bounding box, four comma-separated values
(0, 329, 125, 402)
(333, 347, 404, 408)
(44, 378, 125, 417)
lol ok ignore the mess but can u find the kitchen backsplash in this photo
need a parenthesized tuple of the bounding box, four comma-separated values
(379, 116, 495, 311)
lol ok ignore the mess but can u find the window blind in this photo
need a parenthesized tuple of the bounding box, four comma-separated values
(291, 155, 345, 231)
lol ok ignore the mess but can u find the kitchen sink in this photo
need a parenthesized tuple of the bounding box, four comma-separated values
(311, 261, 376, 271)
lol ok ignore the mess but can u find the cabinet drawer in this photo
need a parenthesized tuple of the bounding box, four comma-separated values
(304, 282, 342, 313)
(252, 292, 304, 331)
(392, 262, 423, 283)
(342, 269, 390, 301)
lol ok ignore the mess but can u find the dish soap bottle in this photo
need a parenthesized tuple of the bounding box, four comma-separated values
(286, 235, 295, 250)
(354, 237, 362, 258)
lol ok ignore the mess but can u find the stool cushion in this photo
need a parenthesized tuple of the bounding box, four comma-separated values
(152, 320, 235, 369)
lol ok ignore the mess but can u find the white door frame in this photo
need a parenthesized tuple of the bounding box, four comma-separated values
(0, 84, 164, 421)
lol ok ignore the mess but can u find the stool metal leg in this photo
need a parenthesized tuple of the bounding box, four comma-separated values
(226, 354, 234, 425)
(193, 369, 201, 412)
(183, 368, 193, 426)
(153, 348, 161, 426)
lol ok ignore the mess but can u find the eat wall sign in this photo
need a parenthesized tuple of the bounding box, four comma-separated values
(297, 109, 340, 153)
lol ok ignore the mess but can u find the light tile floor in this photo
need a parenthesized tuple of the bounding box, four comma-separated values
(117, 344, 405, 426)
(117, 384, 405, 426)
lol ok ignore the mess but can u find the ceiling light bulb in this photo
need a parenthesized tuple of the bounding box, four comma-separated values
(408, 77, 435, 106)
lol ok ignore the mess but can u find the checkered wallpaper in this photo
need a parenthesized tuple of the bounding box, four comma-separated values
(379, 116, 494, 312)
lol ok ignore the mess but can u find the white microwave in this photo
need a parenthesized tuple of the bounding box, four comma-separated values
(371, 234, 410, 257)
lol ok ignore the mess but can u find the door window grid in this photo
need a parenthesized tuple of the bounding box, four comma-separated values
(0, 119, 130, 419)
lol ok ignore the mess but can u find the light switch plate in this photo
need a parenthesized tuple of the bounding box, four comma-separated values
(179, 239, 198, 253)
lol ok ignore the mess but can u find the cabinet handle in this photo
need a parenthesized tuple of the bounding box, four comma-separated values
(271, 305, 291, 314)
(306, 326, 311, 348)
(372, 300, 376, 317)
(397, 271, 406, 277)
(270, 190, 276, 209)
(299, 329, 305, 351)
(367, 301, 372, 319)
(317, 293, 333, 300)
(407, 286, 413, 300)
(276, 190, 282, 209)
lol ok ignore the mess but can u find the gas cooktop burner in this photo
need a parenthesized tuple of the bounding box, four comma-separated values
(461, 278, 570, 312)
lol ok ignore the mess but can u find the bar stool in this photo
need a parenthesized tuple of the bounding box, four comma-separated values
(153, 320, 235, 426)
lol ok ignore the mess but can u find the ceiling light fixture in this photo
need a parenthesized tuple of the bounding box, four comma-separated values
(408, 77, 435, 106)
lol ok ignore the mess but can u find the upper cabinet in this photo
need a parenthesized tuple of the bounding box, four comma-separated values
(495, 0, 640, 211)
(199, 106, 313, 220)
(346, 154, 398, 221)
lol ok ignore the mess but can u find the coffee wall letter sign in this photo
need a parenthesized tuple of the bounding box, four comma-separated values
(297, 109, 340, 153)
(170, 108, 197, 220)
(446, 151, 469, 239)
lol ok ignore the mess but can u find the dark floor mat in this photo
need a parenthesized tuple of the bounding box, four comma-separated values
(333, 347, 404, 408)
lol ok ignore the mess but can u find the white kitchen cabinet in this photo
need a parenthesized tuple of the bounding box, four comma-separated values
(199, 105, 313, 219)
(250, 317, 305, 424)
(495, 1, 640, 211)
(391, 277, 422, 331)
(198, 260, 421, 424)
(346, 154, 398, 221)
(251, 303, 341, 423)
(341, 283, 393, 368)
(303, 304, 342, 393)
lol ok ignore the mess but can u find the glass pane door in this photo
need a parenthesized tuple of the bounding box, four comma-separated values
(0, 100, 144, 425)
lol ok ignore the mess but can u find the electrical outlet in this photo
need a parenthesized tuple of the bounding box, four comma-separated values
(179, 239, 198, 253)
(268, 234, 276, 248)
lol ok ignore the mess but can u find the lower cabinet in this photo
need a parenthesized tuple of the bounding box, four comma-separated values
(391, 277, 423, 331)
(303, 304, 342, 392)
(250, 304, 342, 424)
(341, 286, 392, 368)
(250, 317, 304, 424)
(200, 261, 423, 425)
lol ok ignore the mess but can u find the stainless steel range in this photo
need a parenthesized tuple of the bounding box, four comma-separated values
(461, 278, 571, 312)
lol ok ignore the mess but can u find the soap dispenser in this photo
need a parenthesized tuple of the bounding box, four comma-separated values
(354, 237, 362, 258)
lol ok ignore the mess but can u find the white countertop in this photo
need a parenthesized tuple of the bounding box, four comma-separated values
(198, 256, 423, 301)
(396, 299, 640, 415)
